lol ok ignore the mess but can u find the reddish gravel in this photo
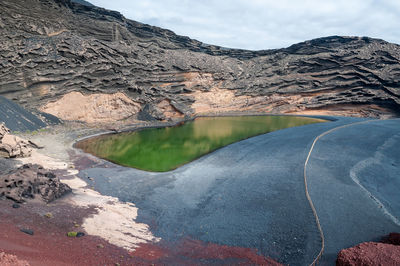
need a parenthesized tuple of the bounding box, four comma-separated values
(336, 242, 400, 266)
(0, 199, 282, 265)
(0, 252, 29, 266)
(132, 238, 282, 265)
(0, 199, 137, 266)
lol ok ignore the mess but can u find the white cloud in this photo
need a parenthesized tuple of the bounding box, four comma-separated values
(89, 0, 400, 50)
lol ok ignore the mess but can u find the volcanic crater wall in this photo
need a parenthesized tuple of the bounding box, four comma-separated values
(0, 0, 399, 123)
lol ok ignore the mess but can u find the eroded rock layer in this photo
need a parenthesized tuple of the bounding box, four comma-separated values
(0, 0, 399, 121)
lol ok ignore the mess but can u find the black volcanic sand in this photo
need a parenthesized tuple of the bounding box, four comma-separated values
(0, 96, 59, 132)
(74, 116, 400, 265)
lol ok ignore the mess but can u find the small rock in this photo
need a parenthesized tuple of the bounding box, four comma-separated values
(12, 203, 20, 208)
(44, 212, 53, 218)
(74, 223, 80, 228)
(67, 231, 85, 237)
(20, 228, 34, 235)
(97, 244, 104, 248)
(67, 231, 78, 237)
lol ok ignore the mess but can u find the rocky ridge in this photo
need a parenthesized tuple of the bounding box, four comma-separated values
(0, 0, 399, 122)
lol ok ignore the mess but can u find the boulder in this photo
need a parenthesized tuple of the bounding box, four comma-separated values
(0, 123, 10, 139)
(382, 232, 400, 246)
(0, 123, 37, 158)
(0, 164, 72, 203)
(336, 242, 400, 266)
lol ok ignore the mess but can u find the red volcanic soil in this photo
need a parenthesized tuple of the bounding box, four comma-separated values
(132, 238, 282, 265)
(0, 199, 136, 266)
(336, 241, 400, 266)
(0, 252, 29, 266)
(0, 198, 282, 265)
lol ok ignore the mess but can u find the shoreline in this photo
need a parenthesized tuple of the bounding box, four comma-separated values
(0, 113, 397, 265)
(1, 112, 304, 264)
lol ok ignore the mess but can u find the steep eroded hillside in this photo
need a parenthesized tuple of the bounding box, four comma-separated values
(0, 0, 399, 123)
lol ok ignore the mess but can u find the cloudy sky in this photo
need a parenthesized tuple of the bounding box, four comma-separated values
(89, 0, 400, 50)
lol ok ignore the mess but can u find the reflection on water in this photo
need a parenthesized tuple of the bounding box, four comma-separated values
(76, 116, 325, 172)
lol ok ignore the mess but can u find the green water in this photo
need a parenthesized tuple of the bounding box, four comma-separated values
(76, 116, 325, 172)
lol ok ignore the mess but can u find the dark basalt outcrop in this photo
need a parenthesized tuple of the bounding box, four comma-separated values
(0, 164, 71, 203)
(0, 0, 399, 120)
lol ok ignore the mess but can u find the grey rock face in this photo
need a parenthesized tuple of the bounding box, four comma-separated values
(0, 0, 399, 119)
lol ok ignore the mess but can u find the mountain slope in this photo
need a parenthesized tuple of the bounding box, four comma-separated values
(71, 0, 94, 7)
(0, 0, 399, 122)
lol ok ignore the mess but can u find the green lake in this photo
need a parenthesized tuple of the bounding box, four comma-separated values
(76, 116, 325, 172)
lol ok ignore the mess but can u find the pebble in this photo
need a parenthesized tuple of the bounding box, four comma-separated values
(20, 228, 34, 235)
(12, 203, 20, 208)
(67, 231, 78, 237)
(67, 231, 85, 237)
(97, 244, 104, 248)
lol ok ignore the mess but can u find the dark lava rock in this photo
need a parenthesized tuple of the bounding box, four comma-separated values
(20, 228, 34, 235)
(0, 164, 72, 203)
(382, 232, 400, 246)
(0, 0, 399, 119)
(137, 104, 165, 121)
(76, 232, 85, 237)
(12, 203, 20, 208)
(336, 242, 400, 266)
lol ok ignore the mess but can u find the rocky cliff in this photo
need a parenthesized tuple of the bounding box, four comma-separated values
(1, 0, 399, 123)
